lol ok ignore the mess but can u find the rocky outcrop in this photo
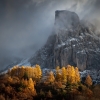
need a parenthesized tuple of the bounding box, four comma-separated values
(29, 10, 100, 71)
(55, 10, 80, 30)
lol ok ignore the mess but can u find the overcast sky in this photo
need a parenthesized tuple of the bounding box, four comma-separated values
(0, 0, 100, 71)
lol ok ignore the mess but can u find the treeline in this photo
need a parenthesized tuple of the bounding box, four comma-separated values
(8, 64, 42, 79)
(7, 64, 92, 87)
(0, 64, 94, 100)
(7, 65, 81, 84)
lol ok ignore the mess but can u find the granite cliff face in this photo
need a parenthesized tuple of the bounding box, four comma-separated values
(29, 10, 100, 71)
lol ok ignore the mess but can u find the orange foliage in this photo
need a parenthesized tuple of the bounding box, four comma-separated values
(54, 81, 62, 88)
(55, 65, 80, 84)
(8, 64, 42, 81)
(47, 71, 55, 83)
(85, 75, 92, 87)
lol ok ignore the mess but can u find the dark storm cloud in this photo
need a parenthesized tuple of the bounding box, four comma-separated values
(0, 0, 100, 71)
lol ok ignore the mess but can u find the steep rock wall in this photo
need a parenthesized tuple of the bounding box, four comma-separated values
(30, 10, 100, 71)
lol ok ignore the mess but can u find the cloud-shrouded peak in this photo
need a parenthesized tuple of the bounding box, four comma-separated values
(0, 0, 100, 71)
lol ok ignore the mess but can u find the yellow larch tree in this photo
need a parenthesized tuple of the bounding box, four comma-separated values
(85, 75, 92, 87)
(27, 67, 30, 78)
(7, 76, 13, 83)
(30, 67, 33, 78)
(7, 64, 42, 81)
(35, 64, 42, 79)
(19, 67, 23, 79)
(33, 67, 37, 78)
(75, 67, 80, 83)
(24, 79, 28, 87)
(28, 78, 35, 91)
(55, 66, 62, 81)
(10, 66, 17, 76)
(47, 71, 55, 83)
(31, 68, 34, 78)
(61, 67, 67, 83)
(70, 66, 75, 83)
(66, 65, 72, 83)
(28, 67, 31, 78)
(21, 66, 25, 78)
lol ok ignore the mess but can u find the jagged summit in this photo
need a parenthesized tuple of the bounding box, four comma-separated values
(55, 10, 80, 30)
(29, 10, 100, 71)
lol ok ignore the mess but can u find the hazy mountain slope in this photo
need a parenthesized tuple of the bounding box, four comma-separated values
(29, 10, 100, 71)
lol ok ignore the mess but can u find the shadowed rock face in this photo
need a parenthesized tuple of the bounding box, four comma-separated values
(29, 10, 100, 71)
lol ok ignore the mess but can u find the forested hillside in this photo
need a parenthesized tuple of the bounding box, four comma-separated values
(0, 65, 100, 100)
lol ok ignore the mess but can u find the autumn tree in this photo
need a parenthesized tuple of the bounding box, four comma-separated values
(54, 81, 62, 88)
(7, 76, 13, 83)
(75, 67, 80, 83)
(35, 64, 42, 79)
(71, 66, 76, 83)
(21, 66, 25, 78)
(8, 64, 42, 81)
(47, 71, 55, 83)
(85, 75, 92, 87)
(66, 65, 72, 83)
(55, 65, 81, 84)
(21, 79, 28, 87)
(55, 66, 62, 81)
(61, 67, 67, 83)
(28, 78, 35, 91)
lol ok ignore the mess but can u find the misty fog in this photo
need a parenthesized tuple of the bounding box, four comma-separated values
(0, 0, 100, 71)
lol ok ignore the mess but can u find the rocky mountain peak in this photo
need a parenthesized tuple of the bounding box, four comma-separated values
(55, 10, 80, 30)
(29, 10, 100, 71)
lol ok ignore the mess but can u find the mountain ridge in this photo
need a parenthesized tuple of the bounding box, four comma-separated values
(29, 10, 100, 71)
